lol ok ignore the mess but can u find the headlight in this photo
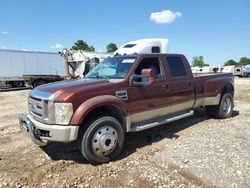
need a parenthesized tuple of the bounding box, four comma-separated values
(54, 103, 73, 125)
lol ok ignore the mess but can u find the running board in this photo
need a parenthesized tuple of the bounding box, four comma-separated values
(131, 110, 194, 132)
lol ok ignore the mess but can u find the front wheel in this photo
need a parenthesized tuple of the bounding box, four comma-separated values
(78, 116, 124, 164)
(206, 93, 234, 119)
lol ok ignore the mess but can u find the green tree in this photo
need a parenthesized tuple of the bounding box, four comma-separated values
(224, 59, 238, 66)
(192, 56, 209, 67)
(71, 40, 95, 51)
(106, 42, 118, 53)
(239, 57, 250, 66)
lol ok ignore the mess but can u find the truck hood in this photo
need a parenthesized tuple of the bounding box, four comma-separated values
(30, 79, 121, 101)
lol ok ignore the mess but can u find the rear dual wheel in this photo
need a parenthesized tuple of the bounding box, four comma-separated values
(206, 93, 233, 119)
(78, 116, 124, 164)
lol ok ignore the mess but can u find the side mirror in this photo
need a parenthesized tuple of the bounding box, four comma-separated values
(130, 68, 156, 86)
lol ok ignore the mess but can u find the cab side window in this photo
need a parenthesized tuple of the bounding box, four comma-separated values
(167, 57, 187, 77)
(135, 57, 163, 80)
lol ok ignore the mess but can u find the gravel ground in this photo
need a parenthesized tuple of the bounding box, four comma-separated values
(153, 114, 250, 188)
(0, 77, 249, 188)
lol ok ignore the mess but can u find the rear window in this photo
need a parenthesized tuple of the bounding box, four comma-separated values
(167, 57, 187, 77)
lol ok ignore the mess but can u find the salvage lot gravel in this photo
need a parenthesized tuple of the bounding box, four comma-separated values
(0, 78, 249, 188)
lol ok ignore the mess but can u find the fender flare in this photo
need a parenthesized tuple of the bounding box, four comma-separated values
(70, 95, 128, 125)
(204, 77, 234, 97)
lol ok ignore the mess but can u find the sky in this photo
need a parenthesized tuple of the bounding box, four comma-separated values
(0, 0, 249, 65)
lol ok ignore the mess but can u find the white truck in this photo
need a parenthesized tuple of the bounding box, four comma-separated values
(0, 49, 65, 88)
(0, 49, 109, 89)
(114, 38, 168, 55)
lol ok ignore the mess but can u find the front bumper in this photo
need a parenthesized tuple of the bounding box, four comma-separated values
(19, 113, 79, 145)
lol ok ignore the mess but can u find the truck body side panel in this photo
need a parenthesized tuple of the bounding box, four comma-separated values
(194, 73, 234, 107)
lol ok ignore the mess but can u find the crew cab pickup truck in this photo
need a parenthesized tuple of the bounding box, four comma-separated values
(19, 54, 234, 164)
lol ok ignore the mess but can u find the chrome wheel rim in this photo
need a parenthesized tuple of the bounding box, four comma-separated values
(222, 97, 232, 115)
(92, 126, 118, 157)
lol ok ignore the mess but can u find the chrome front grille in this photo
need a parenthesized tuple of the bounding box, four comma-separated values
(28, 96, 44, 121)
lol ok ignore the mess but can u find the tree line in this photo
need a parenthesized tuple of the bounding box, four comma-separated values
(71, 40, 118, 53)
(192, 56, 250, 67)
(224, 58, 250, 66)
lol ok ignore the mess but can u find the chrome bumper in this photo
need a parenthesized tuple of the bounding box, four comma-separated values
(19, 113, 79, 145)
(19, 113, 47, 146)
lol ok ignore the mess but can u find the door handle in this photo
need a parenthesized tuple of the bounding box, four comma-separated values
(161, 85, 170, 91)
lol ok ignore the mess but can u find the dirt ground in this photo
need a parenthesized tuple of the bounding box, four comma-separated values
(0, 78, 249, 188)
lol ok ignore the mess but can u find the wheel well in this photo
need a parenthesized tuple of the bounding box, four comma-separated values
(82, 105, 126, 130)
(221, 84, 234, 97)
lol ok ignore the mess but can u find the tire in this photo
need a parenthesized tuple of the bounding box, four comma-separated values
(10, 81, 24, 88)
(206, 93, 234, 119)
(78, 116, 124, 164)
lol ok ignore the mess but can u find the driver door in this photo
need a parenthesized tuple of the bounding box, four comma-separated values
(127, 57, 171, 123)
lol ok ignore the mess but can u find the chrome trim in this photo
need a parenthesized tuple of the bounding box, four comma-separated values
(19, 113, 79, 143)
(116, 90, 128, 100)
(91, 126, 118, 156)
(133, 110, 194, 132)
(28, 96, 43, 121)
(29, 89, 55, 101)
(19, 113, 47, 146)
(28, 89, 56, 124)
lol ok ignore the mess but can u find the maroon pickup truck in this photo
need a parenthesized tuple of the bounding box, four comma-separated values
(19, 54, 234, 164)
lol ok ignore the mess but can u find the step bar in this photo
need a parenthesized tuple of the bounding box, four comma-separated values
(132, 110, 194, 132)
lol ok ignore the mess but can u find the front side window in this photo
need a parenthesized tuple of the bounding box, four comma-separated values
(167, 57, 187, 77)
(134, 57, 163, 81)
(124, 44, 136, 48)
(86, 57, 136, 79)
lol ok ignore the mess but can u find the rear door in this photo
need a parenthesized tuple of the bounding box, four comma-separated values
(164, 55, 195, 113)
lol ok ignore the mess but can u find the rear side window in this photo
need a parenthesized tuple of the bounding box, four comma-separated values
(151, 46, 160, 53)
(166, 57, 187, 77)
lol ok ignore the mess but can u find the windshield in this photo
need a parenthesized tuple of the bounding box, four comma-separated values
(86, 56, 136, 79)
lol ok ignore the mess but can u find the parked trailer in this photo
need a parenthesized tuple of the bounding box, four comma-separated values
(0, 49, 64, 88)
(222, 65, 242, 76)
(191, 66, 224, 74)
(242, 65, 250, 77)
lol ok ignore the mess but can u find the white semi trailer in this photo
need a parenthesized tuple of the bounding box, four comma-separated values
(0, 49, 65, 88)
(0, 49, 109, 88)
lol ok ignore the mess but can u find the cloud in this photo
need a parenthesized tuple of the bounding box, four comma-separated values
(2, 31, 8, 35)
(150, 9, 181, 24)
(21, 49, 31, 51)
(51, 43, 63, 49)
(0, 42, 6, 49)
